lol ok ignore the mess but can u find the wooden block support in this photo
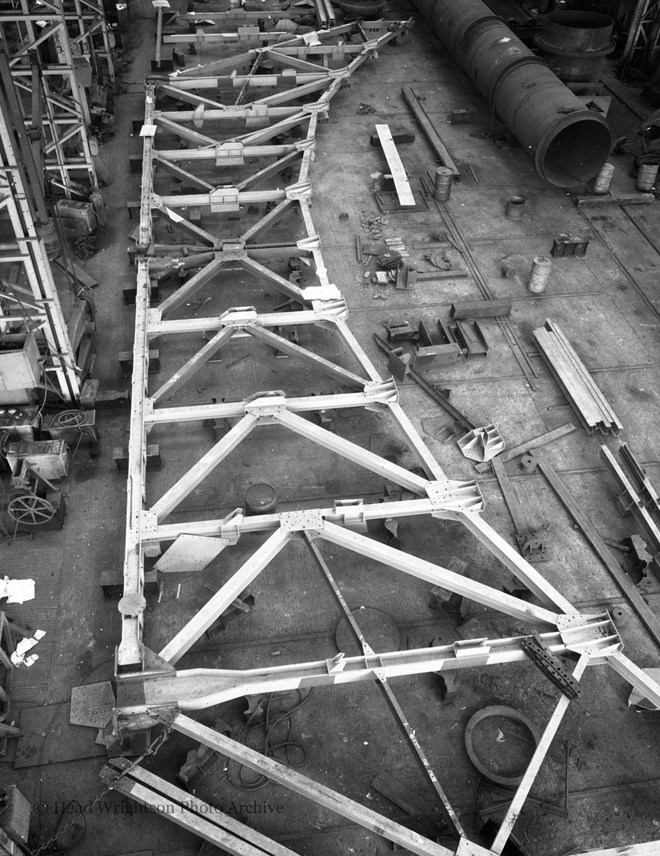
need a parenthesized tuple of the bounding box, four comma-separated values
(118, 349, 161, 375)
(450, 299, 512, 320)
(102, 569, 159, 597)
(123, 280, 160, 305)
(113, 444, 162, 472)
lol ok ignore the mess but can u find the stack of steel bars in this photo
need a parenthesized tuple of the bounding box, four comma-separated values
(533, 319, 623, 435)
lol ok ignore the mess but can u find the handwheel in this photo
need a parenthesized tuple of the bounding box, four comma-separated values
(8, 493, 56, 525)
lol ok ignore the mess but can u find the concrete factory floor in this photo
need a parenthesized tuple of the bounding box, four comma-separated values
(2, 1, 660, 855)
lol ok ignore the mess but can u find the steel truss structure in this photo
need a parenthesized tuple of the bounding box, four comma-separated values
(103, 16, 660, 856)
(154, 0, 336, 69)
(0, 58, 81, 402)
(0, 0, 111, 193)
(619, 0, 660, 79)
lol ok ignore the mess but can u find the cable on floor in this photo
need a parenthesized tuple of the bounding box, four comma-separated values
(227, 689, 312, 791)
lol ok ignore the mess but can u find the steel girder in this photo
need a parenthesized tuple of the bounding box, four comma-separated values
(101, 14, 660, 856)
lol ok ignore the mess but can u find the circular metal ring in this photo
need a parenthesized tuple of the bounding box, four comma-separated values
(464, 705, 540, 787)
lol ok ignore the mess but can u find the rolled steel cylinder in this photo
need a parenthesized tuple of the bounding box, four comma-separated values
(411, 0, 612, 187)
(535, 11, 614, 84)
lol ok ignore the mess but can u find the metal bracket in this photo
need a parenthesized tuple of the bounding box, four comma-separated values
(286, 181, 312, 201)
(215, 143, 244, 166)
(330, 499, 366, 530)
(279, 509, 325, 531)
(296, 235, 321, 251)
(209, 186, 240, 212)
(220, 306, 258, 327)
(426, 479, 484, 513)
(219, 508, 244, 544)
(243, 391, 288, 415)
(300, 283, 342, 302)
(452, 638, 491, 661)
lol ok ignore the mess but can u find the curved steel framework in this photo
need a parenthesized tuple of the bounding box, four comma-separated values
(96, 14, 660, 856)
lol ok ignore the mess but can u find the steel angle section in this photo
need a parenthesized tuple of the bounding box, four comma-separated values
(154, 534, 231, 573)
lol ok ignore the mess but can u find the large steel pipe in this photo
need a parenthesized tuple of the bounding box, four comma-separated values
(412, 0, 612, 187)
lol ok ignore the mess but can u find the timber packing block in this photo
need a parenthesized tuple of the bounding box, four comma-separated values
(370, 125, 415, 147)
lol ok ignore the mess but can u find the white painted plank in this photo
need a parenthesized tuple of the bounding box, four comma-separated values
(375, 124, 415, 206)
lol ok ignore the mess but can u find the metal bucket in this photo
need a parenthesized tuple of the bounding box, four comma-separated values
(636, 161, 659, 192)
(505, 196, 527, 219)
(432, 167, 454, 201)
(528, 256, 552, 294)
(592, 162, 615, 194)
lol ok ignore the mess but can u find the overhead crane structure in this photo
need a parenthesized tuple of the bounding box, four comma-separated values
(0, 0, 114, 194)
(108, 16, 660, 856)
(0, 49, 82, 402)
(0, 0, 115, 402)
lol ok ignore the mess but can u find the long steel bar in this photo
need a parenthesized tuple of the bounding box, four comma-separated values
(274, 409, 431, 494)
(532, 450, 660, 649)
(148, 387, 398, 424)
(172, 714, 454, 856)
(109, 759, 298, 856)
(143, 491, 486, 544)
(306, 533, 465, 837)
(101, 765, 296, 856)
(318, 522, 560, 625)
(600, 445, 660, 573)
(443, 510, 577, 613)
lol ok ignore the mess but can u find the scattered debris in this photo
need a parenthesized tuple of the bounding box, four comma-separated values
(11, 630, 45, 667)
(0, 577, 35, 604)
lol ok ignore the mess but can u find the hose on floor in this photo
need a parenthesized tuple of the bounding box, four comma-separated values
(227, 689, 312, 791)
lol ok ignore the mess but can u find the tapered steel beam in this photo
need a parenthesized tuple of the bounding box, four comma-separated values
(118, 617, 618, 712)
